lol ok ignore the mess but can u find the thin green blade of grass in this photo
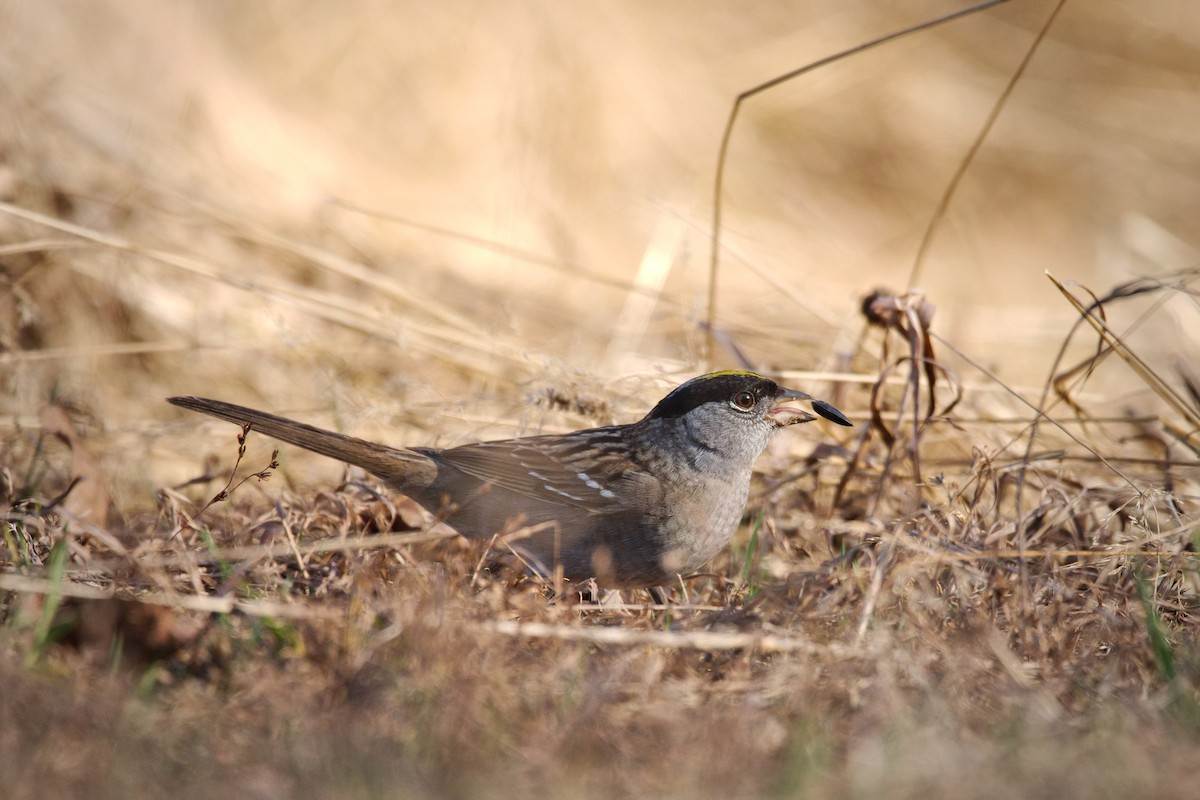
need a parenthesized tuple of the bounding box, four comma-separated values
(1134, 565, 1176, 683)
(740, 510, 765, 596)
(26, 537, 71, 666)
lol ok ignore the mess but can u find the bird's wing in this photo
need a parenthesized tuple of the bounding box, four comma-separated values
(438, 428, 662, 514)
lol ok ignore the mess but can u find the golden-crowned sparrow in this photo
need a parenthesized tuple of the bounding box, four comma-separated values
(169, 370, 850, 588)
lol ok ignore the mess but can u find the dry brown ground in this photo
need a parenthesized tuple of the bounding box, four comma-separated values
(2, 2, 1199, 798)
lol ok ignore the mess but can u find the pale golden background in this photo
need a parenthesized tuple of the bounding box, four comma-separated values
(1, 0, 1197, 505)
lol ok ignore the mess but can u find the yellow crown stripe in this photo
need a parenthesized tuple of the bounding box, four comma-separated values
(698, 369, 765, 380)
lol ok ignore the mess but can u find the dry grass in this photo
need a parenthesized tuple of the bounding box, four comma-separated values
(3, 278, 1198, 798)
(3, 2, 1200, 798)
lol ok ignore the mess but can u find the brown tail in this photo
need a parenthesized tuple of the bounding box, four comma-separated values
(167, 396, 436, 490)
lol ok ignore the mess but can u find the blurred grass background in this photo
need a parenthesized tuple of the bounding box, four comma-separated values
(2, 0, 1196, 496)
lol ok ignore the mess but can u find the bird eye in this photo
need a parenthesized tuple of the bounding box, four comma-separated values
(730, 390, 756, 411)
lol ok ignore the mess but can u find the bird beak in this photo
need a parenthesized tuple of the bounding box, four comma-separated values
(767, 387, 853, 428)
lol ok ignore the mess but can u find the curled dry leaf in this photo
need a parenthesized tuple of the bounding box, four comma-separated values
(39, 404, 109, 526)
